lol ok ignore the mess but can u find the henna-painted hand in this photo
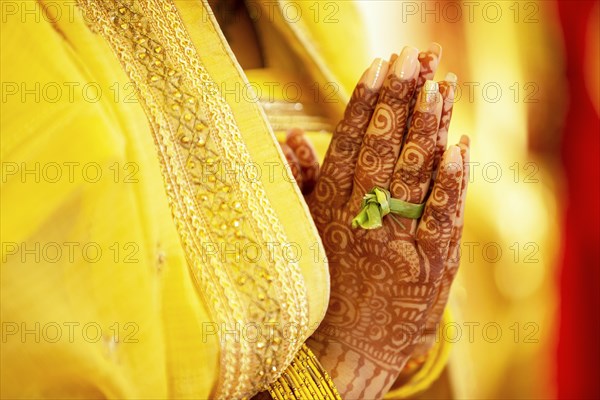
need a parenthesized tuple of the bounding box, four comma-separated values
(279, 128, 320, 195)
(305, 45, 470, 399)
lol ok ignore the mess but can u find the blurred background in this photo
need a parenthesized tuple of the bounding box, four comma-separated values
(355, 1, 599, 398)
(1, 1, 597, 398)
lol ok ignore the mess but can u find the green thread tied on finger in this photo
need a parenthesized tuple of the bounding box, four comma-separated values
(351, 187, 425, 229)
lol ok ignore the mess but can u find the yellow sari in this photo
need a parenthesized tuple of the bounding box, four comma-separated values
(1, 1, 447, 397)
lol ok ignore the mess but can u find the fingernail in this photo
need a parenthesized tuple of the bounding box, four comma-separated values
(389, 53, 398, 65)
(423, 80, 439, 105)
(361, 58, 388, 89)
(428, 42, 442, 59)
(446, 145, 462, 166)
(460, 135, 470, 147)
(445, 72, 457, 83)
(394, 46, 419, 79)
(443, 73, 457, 103)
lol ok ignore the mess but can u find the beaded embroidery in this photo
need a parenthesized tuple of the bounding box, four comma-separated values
(76, 0, 309, 397)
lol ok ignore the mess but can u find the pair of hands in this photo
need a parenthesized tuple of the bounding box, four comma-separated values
(280, 44, 470, 399)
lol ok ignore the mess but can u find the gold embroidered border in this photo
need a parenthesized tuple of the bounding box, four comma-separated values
(76, 0, 308, 397)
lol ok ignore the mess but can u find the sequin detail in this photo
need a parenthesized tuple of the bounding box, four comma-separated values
(76, 0, 308, 397)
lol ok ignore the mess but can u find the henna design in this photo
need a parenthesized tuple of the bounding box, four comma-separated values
(416, 51, 439, 88)
(417, 154, 463, 265)
(413, 140, 470, 358)
(260, 52, 464, 400)
(431, 80, 456, 181)
(408, 49, 440, 117)
(308, 152, 461, 398)
(286, 129, 319, 194)
(351, 75, 417, 207)
(311, 84, 380, 208)
(277, 130, 321, 195)
(279, 142, 303, 189)
(405, 49, 440, 134)
(406, 80, 458, 361)
(390, 109, 440, 215)
(303, 51, 466, 399)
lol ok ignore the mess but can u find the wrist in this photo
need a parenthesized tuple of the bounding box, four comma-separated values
(305, 335, 363, 387)
(306, 329, 405, 399)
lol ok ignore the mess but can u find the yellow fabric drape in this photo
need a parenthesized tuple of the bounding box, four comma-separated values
(1, 0, 450, 398)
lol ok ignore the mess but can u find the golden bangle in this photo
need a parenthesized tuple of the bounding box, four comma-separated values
(402, 352, 429, 375)
(268, 344, 342, 400)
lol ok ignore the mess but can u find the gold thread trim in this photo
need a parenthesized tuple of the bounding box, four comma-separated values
(268, 345, 342, 400)
(76, 0, 309, 397)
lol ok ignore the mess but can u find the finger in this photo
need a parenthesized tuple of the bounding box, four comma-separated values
(431, 73, 457, 182)
(423, 141, 470, 319)
(286, 128, 320, 195)
(418, 139, 470, 346)
(408, 43, 442, 123)
(446, 136, 470, 265)
(312, 58, 388, 207)
(280, 142, 303, 190)
(390, 81, 444, 222)
(350, 47, 420, 208)
(418, 42, 442, 85)
(417, 145, 463, 276)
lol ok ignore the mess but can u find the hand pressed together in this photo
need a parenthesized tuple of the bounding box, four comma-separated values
(281, 44, 470, 399)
